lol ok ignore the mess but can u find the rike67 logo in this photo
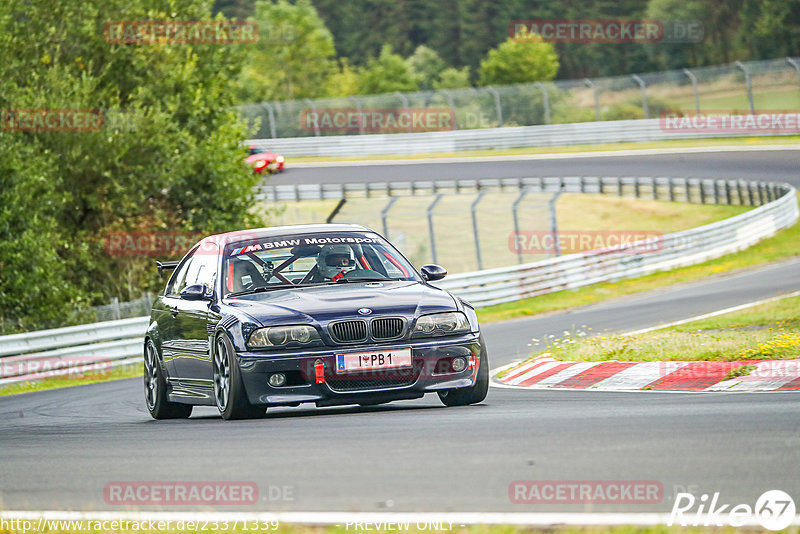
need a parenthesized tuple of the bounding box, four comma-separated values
(670, 490, 796, 530)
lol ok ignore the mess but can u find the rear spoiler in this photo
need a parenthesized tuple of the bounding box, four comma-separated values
(156, 260, 180, 277)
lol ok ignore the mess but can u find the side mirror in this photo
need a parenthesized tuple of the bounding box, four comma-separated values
(180, 284, 212, 301)
(420, 264, 447, 282)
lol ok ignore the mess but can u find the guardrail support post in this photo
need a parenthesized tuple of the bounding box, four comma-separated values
(584, 79, 600, 121)
(549, 188, 564, 257)
(787, 58, 800, 93)
(487, 86, 503, 127)
(381, 197, 399, 237)
(631, 74, 648, 119)
(668, 178, 675, 202)
(535, 82, 551, 124)
(471, 192, 487, 270)
(682, 68, 700, 113)
(427, 194, 444, 264)
(737, 180, 745, 205)
(303, 99, 320, 136)
(735, 61, 755, 114)
(512, 189, 530, 264)
(260, 102, 277, 138)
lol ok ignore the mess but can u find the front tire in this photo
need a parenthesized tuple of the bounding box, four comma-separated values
(144, 339, 192, 419)
(213, 334, 266, 420)
(438, 345, 489, 407)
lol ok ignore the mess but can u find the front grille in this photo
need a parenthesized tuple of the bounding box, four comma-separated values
(325, 362, 422, 392)
(329, 320, 368, 343)
(371, 318, 405, 340)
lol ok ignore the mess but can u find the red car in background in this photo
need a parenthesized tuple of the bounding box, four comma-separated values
(246, 145, 285, 174)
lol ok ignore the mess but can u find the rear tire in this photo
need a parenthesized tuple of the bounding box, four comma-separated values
(144, 339, 193, 419)
(213, 333, 266, 420)
(438, 344, 489, 407)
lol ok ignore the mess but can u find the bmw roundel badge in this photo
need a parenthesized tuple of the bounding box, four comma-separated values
(358, 308, 373, 315)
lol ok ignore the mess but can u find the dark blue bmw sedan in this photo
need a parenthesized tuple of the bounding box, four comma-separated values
(144, 224, 489, 420)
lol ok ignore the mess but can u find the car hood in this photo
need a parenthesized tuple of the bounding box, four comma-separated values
(224, 281, 456, 326)
(245, 153, 278, 163)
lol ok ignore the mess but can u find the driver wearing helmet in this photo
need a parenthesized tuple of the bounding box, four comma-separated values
(316, 244, 357, 281)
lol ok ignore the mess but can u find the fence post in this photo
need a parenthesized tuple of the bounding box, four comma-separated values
(549, 188, 563, 257)
(427, 194, 444, 264)
(486, 86, 503, 127)
(535, 82, 551, 124)
(349, 96, 364, 134)
(471, 192, 487, 270)
(260, 102, 277, 138)
(512, 189, 529, 264)
(443, 91, 458, 129)
(585, 79, 600, 121)
(395, 92, 411, 133)
(735, 61, 755, 114)
(380, 197, 398, 237)
(303, 98, 320, 136)
(631, 74, 648, 119)
(682, 68, 700, 113)
(787, 57, 800, 94)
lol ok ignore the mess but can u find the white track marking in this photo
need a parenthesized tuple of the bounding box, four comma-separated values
(6, 509, 799, 527)
(621, 290, 800, 337)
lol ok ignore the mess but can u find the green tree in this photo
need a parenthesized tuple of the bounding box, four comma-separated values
(236, 0, 337, 102)
(0, 0, 261, 326)
(478, 30, 559, 86)
(407, 45, 447, 90)
(358, 45, 419, 94)
(433, 67, 472, 90)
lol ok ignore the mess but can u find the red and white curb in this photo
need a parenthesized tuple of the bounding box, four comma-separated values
(494, 356, 800, 391)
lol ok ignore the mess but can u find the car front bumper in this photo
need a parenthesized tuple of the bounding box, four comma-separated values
(237, 333, 483, 407)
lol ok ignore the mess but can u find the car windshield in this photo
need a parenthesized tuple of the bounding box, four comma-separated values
(247, 147, 266, 156)
(222, 231, 419, 296)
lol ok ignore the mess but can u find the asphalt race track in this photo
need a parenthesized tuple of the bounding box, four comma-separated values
(1, 147, 799, 515)
(272, 148, 800, 188)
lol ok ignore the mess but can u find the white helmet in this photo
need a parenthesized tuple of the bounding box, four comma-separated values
(317, 244, 356, 279)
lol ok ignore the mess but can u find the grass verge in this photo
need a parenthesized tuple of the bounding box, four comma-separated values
(285, 135, 799, 163)
(478, 195, 800, 324)
(518, 295, 800, 364)
(0, 363, 142, 397)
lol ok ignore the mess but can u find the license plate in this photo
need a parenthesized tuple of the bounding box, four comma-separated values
(335, 348, 412, 373)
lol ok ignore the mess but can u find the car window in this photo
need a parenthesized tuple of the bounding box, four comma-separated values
(222, 232, 420, 296)
(194, 245, 218, 291)
(165, 248, 197, 296)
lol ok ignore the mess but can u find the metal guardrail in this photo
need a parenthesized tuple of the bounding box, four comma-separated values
(435, 180, 798, 306)
(248, 115, 797, 158)
(0, 177, 796, 384)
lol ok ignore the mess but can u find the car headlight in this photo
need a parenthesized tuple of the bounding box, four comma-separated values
(276, 156, 284, 163)
(412, 312, 470, 337)
(248, 325, 320, 348)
